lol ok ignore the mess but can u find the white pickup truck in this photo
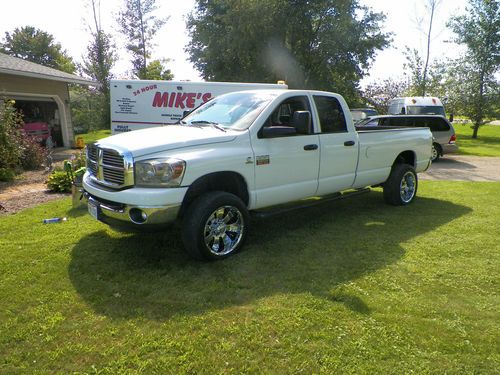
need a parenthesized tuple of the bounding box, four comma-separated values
(83, 90, 432, 260)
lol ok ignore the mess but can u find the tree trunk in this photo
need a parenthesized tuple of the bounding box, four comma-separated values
(422, 1, 437, 97)
(472, 123, 479, 139)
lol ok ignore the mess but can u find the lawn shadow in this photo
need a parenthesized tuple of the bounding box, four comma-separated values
(67, 205, 88, 218)
(69, 190, 471, 320)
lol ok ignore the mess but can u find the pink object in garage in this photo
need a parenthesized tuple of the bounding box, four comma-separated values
(22, 122, 51, 144)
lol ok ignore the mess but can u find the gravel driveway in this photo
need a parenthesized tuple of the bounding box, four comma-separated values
(421, 155, 500, 182)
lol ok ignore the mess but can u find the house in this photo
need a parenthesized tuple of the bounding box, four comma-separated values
(0, 52, 97, 148)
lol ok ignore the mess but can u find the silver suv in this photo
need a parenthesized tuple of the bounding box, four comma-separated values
(357, 115, 458, 162)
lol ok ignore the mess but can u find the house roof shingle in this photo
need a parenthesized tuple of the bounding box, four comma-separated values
(0, 52, 97, 86)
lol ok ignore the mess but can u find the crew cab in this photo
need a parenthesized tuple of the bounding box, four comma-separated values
(83, 90, 433, 260)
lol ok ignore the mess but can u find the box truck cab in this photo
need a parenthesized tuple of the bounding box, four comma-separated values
(388, 97, 446, 117)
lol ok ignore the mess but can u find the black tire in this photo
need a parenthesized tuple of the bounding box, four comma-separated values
(431, 143, 441, 162)
(383, 164, 418, 206)
(182, 191, 250, 260)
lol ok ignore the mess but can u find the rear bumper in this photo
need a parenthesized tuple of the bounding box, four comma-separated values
(442, 143, 459, 155)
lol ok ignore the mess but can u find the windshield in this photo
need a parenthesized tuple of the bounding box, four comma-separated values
(407, 105, 445, 116)
(182, 92, 277, 130)
(351, 109, 378, 123)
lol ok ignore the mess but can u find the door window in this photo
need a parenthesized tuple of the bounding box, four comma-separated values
(259, 96, 313, 137)
(313, 96, 347, 133)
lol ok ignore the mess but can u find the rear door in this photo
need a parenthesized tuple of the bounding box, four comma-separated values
(313, 95, 358, 195)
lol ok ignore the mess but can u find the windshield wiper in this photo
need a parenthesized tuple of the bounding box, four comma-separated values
(190, 120, 227, 132)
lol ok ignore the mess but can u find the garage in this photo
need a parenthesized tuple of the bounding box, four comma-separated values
(0, 52, 96, 148)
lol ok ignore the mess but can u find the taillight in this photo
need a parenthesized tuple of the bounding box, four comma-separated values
(449, 134, 456, 143)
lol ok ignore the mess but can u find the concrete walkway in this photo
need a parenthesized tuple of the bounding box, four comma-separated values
(421, 155, 500, 182)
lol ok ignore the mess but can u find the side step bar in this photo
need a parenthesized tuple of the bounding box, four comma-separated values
(251, 188, 370, 219)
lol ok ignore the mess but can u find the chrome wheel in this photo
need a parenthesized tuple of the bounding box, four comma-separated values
(400, 171, 416, 203)
(204, 205, 244, 256)
(431, 144, 439, 161)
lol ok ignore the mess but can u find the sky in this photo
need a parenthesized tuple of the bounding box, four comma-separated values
(0, 0, 468, 87)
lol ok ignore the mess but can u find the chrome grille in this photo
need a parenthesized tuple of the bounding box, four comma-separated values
(86, 144, 133, 189)
(87, 144, 98, 176)
(101, 149, 125, 185)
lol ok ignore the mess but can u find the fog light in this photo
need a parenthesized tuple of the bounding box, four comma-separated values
(129, 208, 147, 224)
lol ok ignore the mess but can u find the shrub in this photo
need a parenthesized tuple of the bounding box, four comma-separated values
(19, 136, 48, 170)
(0, 168, 16, 182)
(0, 98, 24, 170)
(46, 170, 72, 193)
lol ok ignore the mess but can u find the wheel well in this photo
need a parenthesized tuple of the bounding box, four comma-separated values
(433, 142, 443, 155)
(392, 151, 416, 168)
(179, 171, 249, 218)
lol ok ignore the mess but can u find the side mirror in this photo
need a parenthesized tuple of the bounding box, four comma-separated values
(449, 113, 454, 122)
(261, 126, 297, 138)
(290, 111, 311, 134)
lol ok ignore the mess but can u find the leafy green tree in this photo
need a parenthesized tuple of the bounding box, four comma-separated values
(403, 47, 425, 96)
(448, 0, 499, 138)
(186, 0, 391, 103)
(143, 59, 174, 80)
(117, 0, 167, 79)
(0, 26, 76, 73)
(403, 47, 449, 100)
(70, 86, 107, 133)
(80, 0, 117, 127)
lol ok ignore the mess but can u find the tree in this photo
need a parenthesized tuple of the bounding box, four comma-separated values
(448, 0, 499, 138)
(441, 57, 499, 128)
(0, 26, 76, 73)
(403, 47, 448, 98)
(415, 0, 442, 96)
(403, 47, 425, 96)
(80, 0, 118, 127)
(117, 0, 168, 79)
(361, 78, 409, 114)
(70, 86, 107, 133)
(186, 0, 391, 103)
(143, 59, 174, 80)
(403, 0, 442, 96)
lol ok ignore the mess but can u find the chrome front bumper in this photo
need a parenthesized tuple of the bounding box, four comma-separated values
(84, 192, 180, 226)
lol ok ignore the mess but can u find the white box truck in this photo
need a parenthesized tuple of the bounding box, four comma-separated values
(110, 79, 288, 134)
(387, 96, 446, 116)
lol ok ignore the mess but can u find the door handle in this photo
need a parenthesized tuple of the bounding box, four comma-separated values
(344, 140, 356, 146)
(304, 144, 318, 151)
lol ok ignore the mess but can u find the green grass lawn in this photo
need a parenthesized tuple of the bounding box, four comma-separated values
(454, 124, 500, 157)
(1, 181, 499, 373)
(75, 129, 112, 145)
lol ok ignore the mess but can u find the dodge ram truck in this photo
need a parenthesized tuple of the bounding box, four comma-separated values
(83, 90, 433, 260)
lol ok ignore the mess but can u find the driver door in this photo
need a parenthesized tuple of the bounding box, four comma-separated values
(250, 95, 320, 209)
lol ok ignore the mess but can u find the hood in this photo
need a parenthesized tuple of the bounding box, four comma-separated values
(95, 125, 238, 157)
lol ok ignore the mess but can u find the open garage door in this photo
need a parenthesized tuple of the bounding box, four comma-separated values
(11, 96, 64, 147)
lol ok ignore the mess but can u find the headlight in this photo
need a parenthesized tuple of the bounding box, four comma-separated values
(135, 158, 186, 187)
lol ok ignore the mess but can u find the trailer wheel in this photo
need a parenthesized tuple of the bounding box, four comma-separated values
(182, 191, 249, 260)
(383, 164, 418, 206)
